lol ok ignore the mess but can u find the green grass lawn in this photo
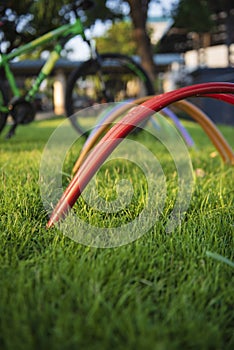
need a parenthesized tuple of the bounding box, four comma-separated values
(0, 117, 233, 350)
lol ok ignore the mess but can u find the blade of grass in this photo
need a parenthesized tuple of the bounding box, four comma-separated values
(206, 251, 234, 268)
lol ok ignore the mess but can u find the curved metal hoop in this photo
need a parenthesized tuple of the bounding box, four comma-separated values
(72, 96, 194, 174)
(174, 100, 234, 164)
(72, 94, 234, 174)
(47, 82, 234, 227)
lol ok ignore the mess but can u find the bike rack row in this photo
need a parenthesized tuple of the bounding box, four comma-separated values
(46, 82, 234, 228)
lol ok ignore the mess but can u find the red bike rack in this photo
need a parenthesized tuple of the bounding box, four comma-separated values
(47, 82, 234, 228)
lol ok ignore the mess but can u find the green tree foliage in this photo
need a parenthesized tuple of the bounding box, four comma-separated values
(0, 0, 123, 53)
(207, 0, 233, 13)
(95, 21, 137, 55)
(172, 0, 214, 33)
(0, 0, 34, 52)
(0, 0, 160, 82)
(172, 0, 234, 33)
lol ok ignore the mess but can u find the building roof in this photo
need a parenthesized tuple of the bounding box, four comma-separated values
(10, 58, 82, 76)
(10, 53, 184, 77)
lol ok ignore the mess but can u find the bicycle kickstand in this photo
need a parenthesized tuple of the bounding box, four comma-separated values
(6, 123, 18, 139)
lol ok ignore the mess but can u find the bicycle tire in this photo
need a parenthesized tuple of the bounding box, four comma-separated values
(65, 53, 154, 135)
(0, 80, 9, 134)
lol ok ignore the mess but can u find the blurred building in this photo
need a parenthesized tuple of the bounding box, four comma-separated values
(156, 8, 234, 125)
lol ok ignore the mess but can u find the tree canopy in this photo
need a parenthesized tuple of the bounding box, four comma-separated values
(172, 0, 213, 33)
(95, 21, 137, 55)
(0, 0, 157, 82)
(1, 0, 232, 82)
(0, 0, 124, 53)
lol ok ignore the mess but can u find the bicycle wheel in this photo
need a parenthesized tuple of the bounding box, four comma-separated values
(65, 53, 154, 134)
(0, 81, 9, 134)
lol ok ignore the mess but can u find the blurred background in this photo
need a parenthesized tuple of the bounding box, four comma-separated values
(0, 0, 233, 124)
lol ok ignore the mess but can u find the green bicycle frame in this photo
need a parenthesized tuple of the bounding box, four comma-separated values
(0, 18, 85, 112)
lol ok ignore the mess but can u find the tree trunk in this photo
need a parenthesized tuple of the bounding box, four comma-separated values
(127, 0, 156, 85)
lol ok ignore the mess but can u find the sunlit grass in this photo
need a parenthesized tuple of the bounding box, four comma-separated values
(0, 117, 233, 350)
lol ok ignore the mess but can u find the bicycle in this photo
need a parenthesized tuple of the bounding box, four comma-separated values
(0, 0, 154, 139)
